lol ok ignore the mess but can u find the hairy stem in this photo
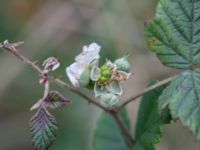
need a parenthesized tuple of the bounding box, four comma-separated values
(0, 41, 44, 75)
(118, 76, 174, 110)
(52, 77, 108, 111)
(109, 110, 135, 146)
(43, 81, 50, 98)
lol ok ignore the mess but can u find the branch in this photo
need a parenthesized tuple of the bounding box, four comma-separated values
(118, 76, 174, 110)
(52, 77, 108, 111)
(0, 41, 44, 75)
(0, 41, 109, 111)
(109, 110, 135, 146)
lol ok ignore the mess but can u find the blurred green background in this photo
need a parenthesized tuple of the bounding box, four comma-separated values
(0, 0, 200, 150)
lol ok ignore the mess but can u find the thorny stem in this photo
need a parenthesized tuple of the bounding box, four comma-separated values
(52, 77, 108, 111)
(118, 76, 174, 110)
(0, 41, 176, 146)
(30, 81, 50, 111)
(0, 41, 44, 75)
(43, 81, 50, 98)
(109, 110, 135, 147)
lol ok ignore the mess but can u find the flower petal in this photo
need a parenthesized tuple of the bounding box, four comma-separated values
(66, 43, 101, 87)
(94, 83, 107, 97)
(75, 43, 101, 64)
(66, 63, 85, 87)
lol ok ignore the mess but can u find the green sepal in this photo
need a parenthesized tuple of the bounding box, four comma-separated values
(91, 66, 100, 81)
(79, 67, 91, 87)
(94, 83, 107, 97)
(106, 81, 123, 95)
(100, 93, 120, 108)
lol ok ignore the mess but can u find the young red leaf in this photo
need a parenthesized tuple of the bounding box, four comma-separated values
(30, 106, 58, 150)
(44, 91, 71, 109)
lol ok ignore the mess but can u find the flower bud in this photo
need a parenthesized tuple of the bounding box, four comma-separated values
(114, 54, 130, 72)
(42, 57, 60, 73)
(100, 93, 119, 108)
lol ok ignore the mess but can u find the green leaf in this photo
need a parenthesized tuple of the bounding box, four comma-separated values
(93, 109, 130, 150)
(132, 81, 171, 150)
(44, 91, 71, 109)
(30, 106, 58, 150)
(159, 70, 200, 139)
(145, 0, 200, 69)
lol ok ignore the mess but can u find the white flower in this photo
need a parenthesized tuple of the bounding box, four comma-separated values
(66, 43, 101, 87)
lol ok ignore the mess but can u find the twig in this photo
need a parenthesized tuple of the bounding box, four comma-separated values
(109, 110, 135, 146)
(118, 76, 174, 110)
(30, 81, 50, 111)
(0, 41, 44, 76)
(52, 77, 108, 111)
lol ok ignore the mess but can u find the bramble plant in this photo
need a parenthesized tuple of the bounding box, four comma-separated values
(1, 0, 200, 149)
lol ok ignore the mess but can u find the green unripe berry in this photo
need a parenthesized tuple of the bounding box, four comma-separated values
(101, 70, 112, 78)
(100, 65, 110, 71)
(99, 76, 107, 83)
(100, 65, 112, 78)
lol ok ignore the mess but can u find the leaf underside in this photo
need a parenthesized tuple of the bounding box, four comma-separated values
(159, 70, 200, 139)
(93, 109, 130, 150)
(30, 106, 58, 150)
(132, 81, 171, 150)
(145, 0, 200, 69)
